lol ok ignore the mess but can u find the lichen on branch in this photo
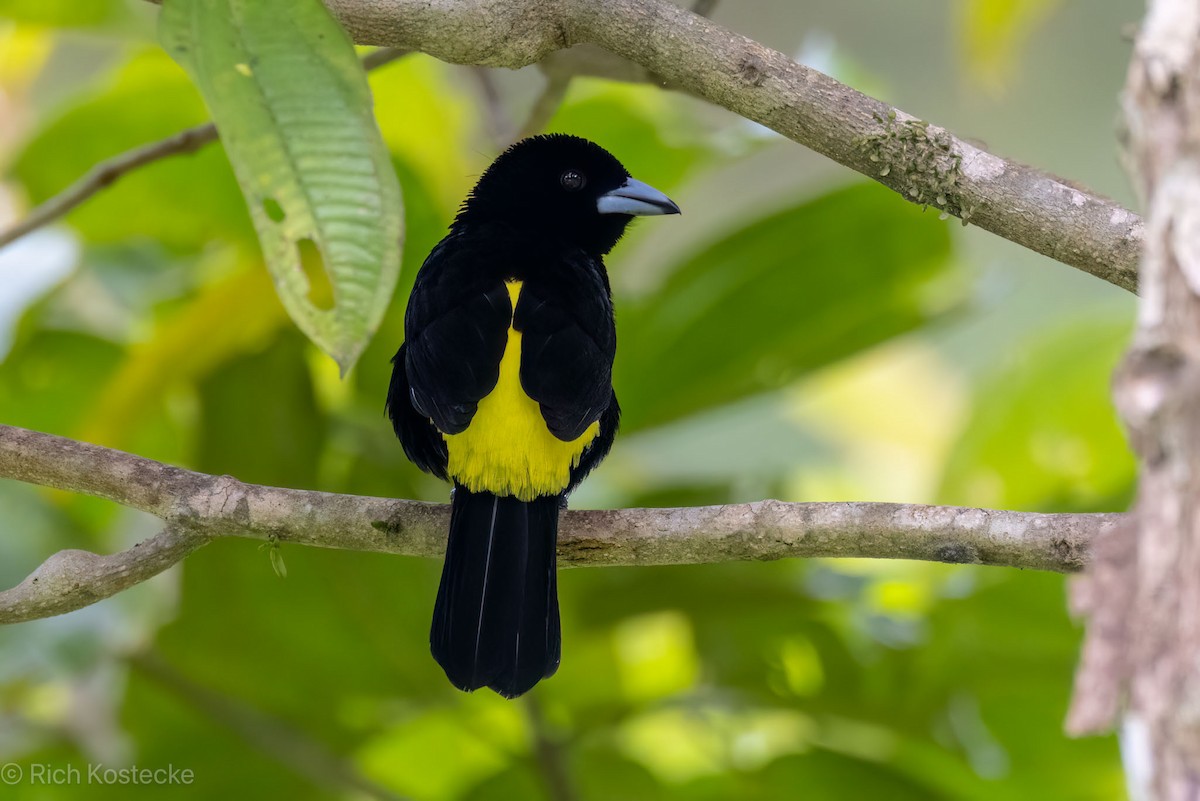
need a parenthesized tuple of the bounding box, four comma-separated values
(6, 0, 1145, 293)
(856, 112, 971, 224)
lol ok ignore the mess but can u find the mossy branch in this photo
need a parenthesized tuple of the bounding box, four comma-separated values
(325, 0, 1142, 292)
(4, 0, 1143, 293)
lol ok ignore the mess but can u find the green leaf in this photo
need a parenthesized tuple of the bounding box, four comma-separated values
(267, 538, 288, 578)
(80, 259, 288, 449)
(0, 330, 123, 436)
(195, 332, 327, 489)
(756, 751, 953, 801)
(159, 0, 403, 374)
(616, 183, 960, 431)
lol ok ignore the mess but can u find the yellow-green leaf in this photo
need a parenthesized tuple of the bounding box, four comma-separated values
(159, 0, 403, 374)
(80, 260, 287, 448)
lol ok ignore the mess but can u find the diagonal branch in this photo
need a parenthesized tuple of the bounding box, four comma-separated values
(129, 650, 409, 800)
(324, 0, 1142, 292)
(0, 124, 216, 248)
(0, 526, 211, 625)
(0, 47, 409, 249)
(0, 423, 1118, 625)
(5, 3, 1142, 290)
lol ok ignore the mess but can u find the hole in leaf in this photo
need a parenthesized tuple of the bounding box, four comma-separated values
(298, 237, 334, 310)
(262, 197, 285, 223)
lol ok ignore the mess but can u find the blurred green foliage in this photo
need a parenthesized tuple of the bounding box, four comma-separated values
(617, 185, 957, 430)
(956, 0, 1065, 94)
(0, 3, 1132, 800)
(939, 318, 1135, 512)
(0, 0, 144, 31)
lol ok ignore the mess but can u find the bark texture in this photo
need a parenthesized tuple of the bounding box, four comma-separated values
(321, 0, 1142, 291)
(1068, 3, 1200, 799)
(5, 1, 1146, 285)
(0, 424, 1114, 625)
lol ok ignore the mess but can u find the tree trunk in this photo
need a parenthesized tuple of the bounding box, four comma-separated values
(1069, 2, 1200, 799)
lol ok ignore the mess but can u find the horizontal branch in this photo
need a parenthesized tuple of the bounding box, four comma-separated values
(0, 424, 1117, 625)
(325, 0, 1143, 292)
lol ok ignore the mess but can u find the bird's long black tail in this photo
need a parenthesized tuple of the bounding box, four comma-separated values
(431, 484, 561, 698)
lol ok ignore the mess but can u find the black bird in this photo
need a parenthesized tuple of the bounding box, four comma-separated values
(387, 134, 679, 698)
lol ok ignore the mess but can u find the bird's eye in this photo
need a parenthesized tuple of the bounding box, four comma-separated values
(560, 170, 586, 191)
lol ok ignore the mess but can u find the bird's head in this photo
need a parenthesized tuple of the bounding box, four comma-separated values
(454, 134, 680, 255)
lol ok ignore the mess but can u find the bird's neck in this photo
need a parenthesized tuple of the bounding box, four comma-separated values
(451, 213, 629, 258)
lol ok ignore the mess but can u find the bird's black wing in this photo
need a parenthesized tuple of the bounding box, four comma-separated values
(567, 391, 620, 493)
(386, 342, 449, 479)
(396, 236, 513, 437)
(516, 252, 616, 442)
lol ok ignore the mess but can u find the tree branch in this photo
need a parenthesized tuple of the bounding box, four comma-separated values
(5, 3, 1141, 292)
(0, 124, 217, 248)
(519, 70, 574, 141)
(1068, 2, 1200, 796)
(0, 423, 1116, 625)
(525, 695, 579, 801)
(323, 0, 1143, 292)
(129, 650, 409, 800)
(0, 47, 409, 250)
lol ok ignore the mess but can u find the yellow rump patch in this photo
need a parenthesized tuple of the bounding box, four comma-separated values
(444, 281, 600, 501)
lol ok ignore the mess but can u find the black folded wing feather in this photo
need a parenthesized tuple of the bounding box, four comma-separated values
(386, 342, 449, 479)
(515, 253, 616, 442)
(401, 239, 513, 436)
(406, 285, 512, 434)
(388, 238, 512, 478)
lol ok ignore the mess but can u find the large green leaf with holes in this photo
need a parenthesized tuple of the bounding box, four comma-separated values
(159, 0, 402, 374)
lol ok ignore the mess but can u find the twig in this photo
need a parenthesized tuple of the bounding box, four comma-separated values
(518, 72, 573, 141)
(0, 526, 212, 625)
(0, 423, 1115, 625)
(129, 650, 408, 801)
(468, 66, 513, 147)
(0, 124, 216, 248)
(0, 47, 409, 250)
(360, 45, 409, 71)
(525, 695, 578, 801)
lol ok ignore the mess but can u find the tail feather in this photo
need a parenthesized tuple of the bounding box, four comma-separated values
(431, 485, 561, 698)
